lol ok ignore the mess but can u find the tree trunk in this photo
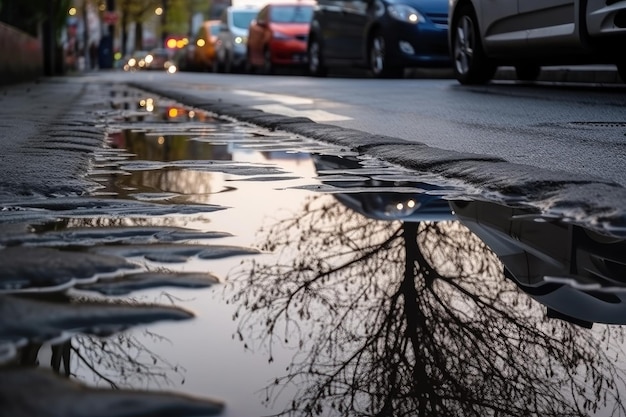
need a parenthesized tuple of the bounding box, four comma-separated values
(134, 21, 143, 51)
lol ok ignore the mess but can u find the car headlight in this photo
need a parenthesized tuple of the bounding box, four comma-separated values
(387, 4, 425, 24)
(272, 31, 292, 40)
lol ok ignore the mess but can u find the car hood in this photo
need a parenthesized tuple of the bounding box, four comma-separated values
(391, 0, 447, 15)
(269, 22, 310, 35)
(230, 27, 249, 37)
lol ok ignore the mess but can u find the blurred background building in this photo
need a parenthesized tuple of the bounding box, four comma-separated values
(0, 0, 215, 82)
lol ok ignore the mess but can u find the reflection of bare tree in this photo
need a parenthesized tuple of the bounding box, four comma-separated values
(229, 195, 626, 417)
(70, 329, 186, 389)
(14, 294, 187, 390)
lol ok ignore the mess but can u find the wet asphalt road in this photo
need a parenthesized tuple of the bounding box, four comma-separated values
(1, 73, 625, 235)
(1, 72, 626, 417)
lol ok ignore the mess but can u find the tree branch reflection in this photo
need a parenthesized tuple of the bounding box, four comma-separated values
(229, 194, 626, 417)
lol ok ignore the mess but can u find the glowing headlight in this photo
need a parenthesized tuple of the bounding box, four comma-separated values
(387, 4, 424, 24)
(235, 36, 243, 44)
(145, 54, 154, 64)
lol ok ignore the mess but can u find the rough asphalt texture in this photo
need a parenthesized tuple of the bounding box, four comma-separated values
(0, 79, 109, 198)
(1, 74, 625, 235)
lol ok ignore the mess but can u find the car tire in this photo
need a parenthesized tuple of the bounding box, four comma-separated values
(308, 37, 328, 77)
(245, 52, 256, 74)
(451, 4, 496, 85)
(263, 48, 274, 75)
(617, 62, 626, 83)
(515, 64, 541, 81)
(368, 32, 403, 78)
(214, 55, 224, 73)
(224, 53, 232, 73)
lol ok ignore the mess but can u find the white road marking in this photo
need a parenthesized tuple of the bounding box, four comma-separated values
(233, 90, 313, 105)
(231, 90, 352, 122)
(252, 104, 353, 122)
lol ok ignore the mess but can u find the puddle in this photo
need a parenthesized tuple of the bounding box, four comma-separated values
(1, 87, 626, 417)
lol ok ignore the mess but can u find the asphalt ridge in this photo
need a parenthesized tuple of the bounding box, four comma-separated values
(0, 76, 623, 235)
(129, 80, 626, 236)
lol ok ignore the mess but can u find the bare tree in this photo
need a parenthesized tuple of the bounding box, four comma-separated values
(228, 194, 626, 417)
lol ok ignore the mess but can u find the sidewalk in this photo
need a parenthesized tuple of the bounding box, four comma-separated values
(496, 65, 622, 84)
(407, 64, 622, 83)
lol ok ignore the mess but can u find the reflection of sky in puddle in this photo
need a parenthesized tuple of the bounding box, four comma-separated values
(79, 108, 331, 416)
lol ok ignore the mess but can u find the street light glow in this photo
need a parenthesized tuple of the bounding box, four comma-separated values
(155, 7, 163, 15)
(68, 7, 77, 16)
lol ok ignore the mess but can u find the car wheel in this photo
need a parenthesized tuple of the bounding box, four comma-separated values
(452, 4, 496, 85)
(617, 62, 626, 83)
(263, 48, 274, 75)
(308, 37, 327, 77)
(368, 33, 403, 78)
(245, 52, 256, 74)
(214, 54, 224, 73)
(515, 64, 541, 81)
(224, 53, 232, 73)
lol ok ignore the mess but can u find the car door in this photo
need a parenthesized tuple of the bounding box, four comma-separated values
(518, 0, 580, 49)
(337, 0, 369, 61)
(317, 0, 367, 61)
(475, 0, 522, 55)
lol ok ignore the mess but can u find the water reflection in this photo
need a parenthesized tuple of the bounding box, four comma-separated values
(452, 200, 626, 328)
(229, 155, 626, 416)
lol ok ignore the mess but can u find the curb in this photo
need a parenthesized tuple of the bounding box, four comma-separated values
(406, 65, 622, 84)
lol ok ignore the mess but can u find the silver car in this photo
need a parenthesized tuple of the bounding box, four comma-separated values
(448, 0, 626, 84)
(214, 5, 260, 73)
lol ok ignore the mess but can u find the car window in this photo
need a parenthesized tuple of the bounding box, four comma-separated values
(232, 10, 259, 29)
(270, 5, 313, 23)
(210, 24, 220, 36)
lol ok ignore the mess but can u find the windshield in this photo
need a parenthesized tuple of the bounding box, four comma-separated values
(232, 10, 258, 29)
(270, 5, 313, 23)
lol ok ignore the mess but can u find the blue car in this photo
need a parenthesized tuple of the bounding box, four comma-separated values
(307, 0, 451, 78)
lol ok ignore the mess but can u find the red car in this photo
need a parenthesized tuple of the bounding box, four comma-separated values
(246, 2, 315, 74)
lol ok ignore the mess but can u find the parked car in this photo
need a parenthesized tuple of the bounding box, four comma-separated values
(247, 2, 315, 74)
(448, 0, 626, 84)
(145, 48, 175, 71)
(192, 19, 222, 71)
(307, 0, 450, 78)
(172, 44, 196, 71)
(122, 50, 149, 71)
(214, 4, 260, 73)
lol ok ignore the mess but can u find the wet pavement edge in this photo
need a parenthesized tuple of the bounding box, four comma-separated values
(128, 79, 626, 232)
(0, 75, 624, 234)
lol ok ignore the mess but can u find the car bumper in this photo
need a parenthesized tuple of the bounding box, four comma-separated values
(382, 19, 451, 67)
(269, 40, 308, 65)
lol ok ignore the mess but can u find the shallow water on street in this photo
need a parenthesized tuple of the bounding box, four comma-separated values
(2, 87, 626, 417)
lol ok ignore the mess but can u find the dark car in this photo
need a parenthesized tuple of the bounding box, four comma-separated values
(307, 0, 450, 78)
